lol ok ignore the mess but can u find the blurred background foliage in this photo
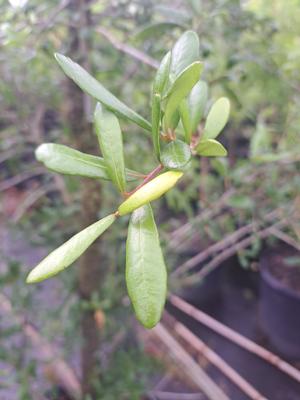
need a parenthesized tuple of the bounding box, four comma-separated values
(0, 0, 299, 398)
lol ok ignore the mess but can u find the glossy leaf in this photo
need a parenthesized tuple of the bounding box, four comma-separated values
(26, 214, 116, 283)
(153, 51, 171, 96)
(118, 171, 183, 216)
(126, 204, 167, 328)
(94, 103, 126, 193)
(151, 93, 161, 159)
(164, 62, 203, 131)
(203, 97, 230, 140)
(196, 139, 228, 157)
(161, 139, 191, 170)
(170, 30, 200, 79)
(189, 80, 208, 134)
(35, 143, 139, 181)
(179, 99, 192, 143)
(55, 53, 151, 132)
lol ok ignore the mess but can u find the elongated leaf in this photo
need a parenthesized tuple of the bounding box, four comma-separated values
(153, 51, 171, 96)
(179, 99, 192, 143)
(170, 30, 200, 79)
(26, 214, 116, 283)
(118, 171, 183, 216)
(189, 80, 208, 133)
(152, 94, 161, 159)
(55, 53, 151, 132)
(161, 139, 191, 170)
(164, 62, 203, 131)
(196, 139, 227, 157)
(203, 97, 230, 140)
(134, 22, 186, 41)
(126, 204, 167, 328)
(94, 104, 126, 193)
(35, 143, 139, 181)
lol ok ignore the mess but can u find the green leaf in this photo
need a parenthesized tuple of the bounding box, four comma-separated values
(94, 103, 126, 193)
(126, 204, 167, 328)
(170, 30, 200, 79)
(118, 171, 183, 216)
(26, 214, 116, 283)
(203, 97, 230, 140)
(164, 62, 203, 131)
(134, 22, 186, 41)
(161, 139, 191, 170)
(189, 80, 208, 134)
(151, 94, 161, 159)
(153, 51, 171, 96)
(179, 99, 192, 143)
(35, 143, 139, 181)
(55, 53, 151, 132)
(196, 139, 227, 157)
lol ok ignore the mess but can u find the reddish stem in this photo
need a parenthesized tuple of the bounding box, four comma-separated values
(124, 163, 164, 198)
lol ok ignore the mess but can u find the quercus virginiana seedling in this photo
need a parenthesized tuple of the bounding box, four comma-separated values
(26, 31, 230, 329)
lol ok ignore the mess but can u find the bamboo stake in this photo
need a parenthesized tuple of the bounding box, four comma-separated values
(152, 323, 230, 400)
(170, 295, 300, 384)
(173, 320, 268, 400)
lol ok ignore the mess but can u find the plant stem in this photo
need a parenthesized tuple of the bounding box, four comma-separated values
(125, 163, 164, 197)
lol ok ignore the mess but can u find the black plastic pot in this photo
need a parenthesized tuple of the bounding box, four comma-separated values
(259, 248, 300, 360)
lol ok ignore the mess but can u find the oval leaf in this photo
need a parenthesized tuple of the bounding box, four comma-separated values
(55, 53, 151, 132)
(153, 51, 171, 96)
(118, 171, 183, 216)
(170, 30, 200, 79)
(189, 80, 208, 134)
(94, 103, 126, 193)
(151, 93, 161, 159)
(203, 97, 230, 140)
(35, 143, 140, 182)
(161, 139, 191, 170)
(164, 62, 203, 131)
(26, 214, 116, 283)
(126, 204, 167, 328)
(196, 139, 228, 157)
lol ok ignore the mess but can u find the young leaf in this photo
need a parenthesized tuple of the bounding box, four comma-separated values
(153, 51, 171, 96)
(164, 62, 203, 131)
(203, 97, 230, 140)
(196, 139, 228, 157)
(26, 214, 116, 283)
(118, 171, 183, 216)
(55, 53, 151, 132)
(126, 204, 167, 328)
(189, 80, 208, 134)
(179, 99, 192, 143)
(35, 143, 139, 181)
(94, 103, 126, 193)
(161, 139, 191, 170)
(170, 30, 200, 79)
(151, 93, 161, 159)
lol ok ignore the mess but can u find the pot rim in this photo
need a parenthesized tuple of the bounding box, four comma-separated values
(260, 252, 300, 301)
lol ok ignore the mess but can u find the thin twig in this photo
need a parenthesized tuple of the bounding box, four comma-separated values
(182, 220, 287, 286)
(169, 189, 235, 248)
(0, 293, 81, 400)
(0, 168, 46, 192)
(12, 183, 57, 222)
(96, 27, 159, 69)
(172, 209, 282, 278)
(169, 295, 300, 384)
(151, 323, 230, 400)
(125, 164, 163, 197)
(173, 320, 267, 400)
(267, 227, 300, 252)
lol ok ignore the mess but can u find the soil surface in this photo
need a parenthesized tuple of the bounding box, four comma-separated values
(264, 244, 300, 293)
